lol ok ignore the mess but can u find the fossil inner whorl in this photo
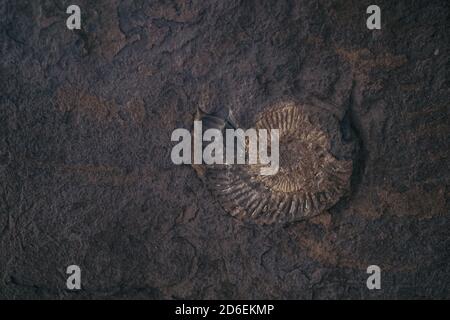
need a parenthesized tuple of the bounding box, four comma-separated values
(195, 101, 353, 224)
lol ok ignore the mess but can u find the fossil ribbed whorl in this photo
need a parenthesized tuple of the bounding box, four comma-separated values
(195, 101, 353, 224)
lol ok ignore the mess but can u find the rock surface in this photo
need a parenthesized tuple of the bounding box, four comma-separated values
(0, 0, 448, 299)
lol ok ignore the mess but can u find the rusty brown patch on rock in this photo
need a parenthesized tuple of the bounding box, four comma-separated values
(335, 48, 407, 87)
(144, 0, 202, 23)
(377, 186, 447, 219)
(57, 165, 154, 186)
(287, 223, 417, 272)
(56, 86, 120, 123)
(125, 98, 146, 124)
(86, 0, 126, 60)
(55, 86, 146, 125)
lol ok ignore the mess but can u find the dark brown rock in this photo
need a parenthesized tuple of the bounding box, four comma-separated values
(0, 0, 448, 299)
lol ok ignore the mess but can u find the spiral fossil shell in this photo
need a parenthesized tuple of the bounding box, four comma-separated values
(194, 101, 353, 224)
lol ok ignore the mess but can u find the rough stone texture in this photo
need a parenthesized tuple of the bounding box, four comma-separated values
(0, 0, 448, 299)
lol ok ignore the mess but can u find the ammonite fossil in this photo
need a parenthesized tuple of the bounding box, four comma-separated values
(194, 101, 353, 224)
